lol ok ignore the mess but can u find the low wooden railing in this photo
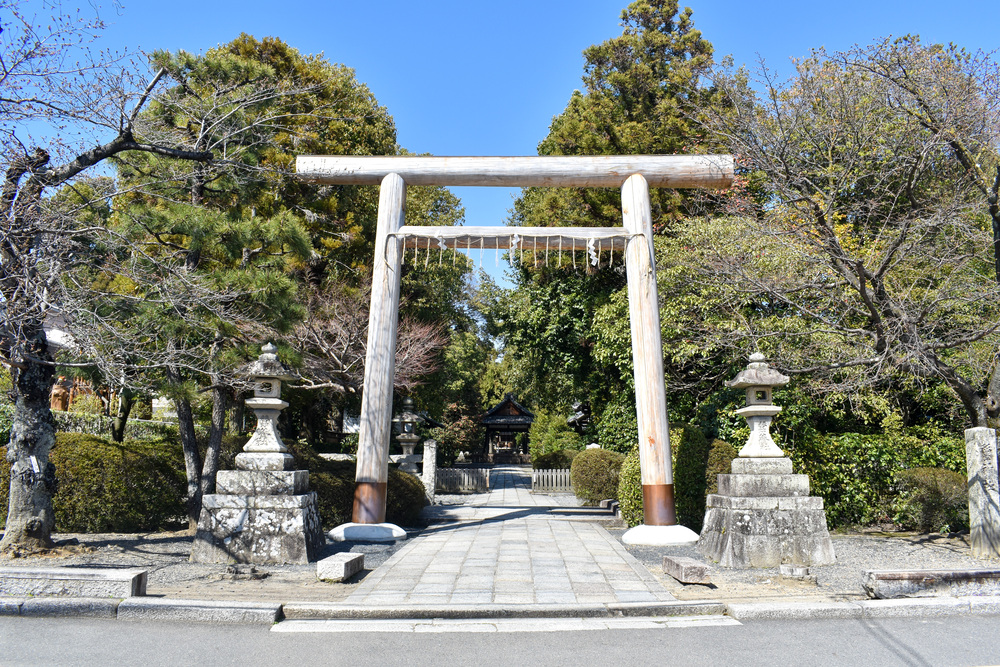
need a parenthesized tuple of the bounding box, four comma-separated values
(436, 468, 490, 494)
(532, 468, 572, 493)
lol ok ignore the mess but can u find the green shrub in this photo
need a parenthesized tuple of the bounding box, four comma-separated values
(285, 439, 427, 528)
(529, 411, 584, 461)
(787, 417, 966, 529)
(706, 439, 738, 495)
(614, 424, 711, 529)
(596, 397, 638, 455)
(618, 446, 643, 527)
(1, 433, 187, 532)
(570, 448, 624, 505)
(894, 467, 968, 533)
(532, 449, 580, 470)
(673, 425, 711, 532)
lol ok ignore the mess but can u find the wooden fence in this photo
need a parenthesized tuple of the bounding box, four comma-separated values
(532, 468, 573, 493)
(436, 468, 490, 494)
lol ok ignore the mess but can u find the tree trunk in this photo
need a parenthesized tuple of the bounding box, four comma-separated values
(199, 383, 227, 498)
(172, 394, 202, 532)
(110, 388, 134, 443)
(0, 330, 56, 552)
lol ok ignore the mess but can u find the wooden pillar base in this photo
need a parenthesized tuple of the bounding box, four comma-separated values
(642, 484, 676, 526)
(352, 482, 387, 524)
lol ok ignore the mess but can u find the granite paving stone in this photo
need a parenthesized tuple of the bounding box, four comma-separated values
(341, 466, 675, 607)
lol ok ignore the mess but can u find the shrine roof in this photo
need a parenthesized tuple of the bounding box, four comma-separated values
(481, 393, 535, 426)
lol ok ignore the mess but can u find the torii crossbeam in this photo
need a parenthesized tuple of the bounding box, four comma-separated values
(296, 155, 734, 545)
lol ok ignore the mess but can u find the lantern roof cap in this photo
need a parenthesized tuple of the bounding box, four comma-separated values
(247, 342, 296, 381)
(725, 353, 790, 389)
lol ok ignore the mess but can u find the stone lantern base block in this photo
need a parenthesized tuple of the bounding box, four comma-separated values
(216, 470, 309, 496)
(234, 452, 295, 471)
(622, 524, 700, 546)
(328, 522, 407, 543)
(190, 493, 325, 565)
(698, 457, 835, 569)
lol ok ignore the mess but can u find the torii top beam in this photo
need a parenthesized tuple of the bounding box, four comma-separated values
(296, 155, 733, 189)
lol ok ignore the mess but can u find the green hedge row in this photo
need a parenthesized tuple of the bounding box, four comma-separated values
(1, 434, 427, 532)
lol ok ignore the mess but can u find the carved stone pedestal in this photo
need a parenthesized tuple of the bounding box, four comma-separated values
(698, 457, 835, 568)
(190, 453, 324, 564)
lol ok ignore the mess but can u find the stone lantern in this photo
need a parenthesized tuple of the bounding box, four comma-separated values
(236, 342, 297, 471)
(394, 397, 422, 474)
(726, 353, 789, 458)
(191, 342, 324, 564)
(697, 352, 834, 568)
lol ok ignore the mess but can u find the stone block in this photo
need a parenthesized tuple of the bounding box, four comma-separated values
(716, 473, 810, 497)
(662, 556, 710, 584)
(317, 553, 365, 582)
(705, 495, 779, 510)
(697, 507, 835, 568)
(234, 451, 295, 471)
(0, 598, 23, 616)
(117, 597, 281, 624)
(190, 492, 325, 564)
(966, 428, 1000, 558)
(0, 566, 147, 598)
(216, 470, 309, 496)
(731, 457, 794, 475)
(200, 493, 315, 510)
(862, 568, 1000, 599)
(777, 496, 824, 510)
(20, 597, 120, 618)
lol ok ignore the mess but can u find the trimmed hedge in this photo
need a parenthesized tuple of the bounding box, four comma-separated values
(618, 446, 643, 527)
(570, 448, 624, 505)
(705, 439, 738, 495)
(1, 433, 187, 532)
(894, 467, 968, 533)
(284, 440, 427, 528)
(1, 434, 427, 533)
(616, 424, 711, 529)
(533, 449, 580, 470)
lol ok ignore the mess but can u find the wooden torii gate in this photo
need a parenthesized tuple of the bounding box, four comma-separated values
(296, 155, 733, 544)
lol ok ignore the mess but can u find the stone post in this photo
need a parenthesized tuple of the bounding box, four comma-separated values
(966, 427, 1000, 558)
(422, 439, 437, 505)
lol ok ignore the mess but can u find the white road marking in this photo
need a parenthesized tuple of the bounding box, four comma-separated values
(272, 615, 742, 634)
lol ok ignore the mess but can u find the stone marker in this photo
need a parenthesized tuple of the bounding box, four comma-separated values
(662, 556, 710, 584)
(698, 354, 835, 568)
(191, 344, 324, 564)
(317, 553, 365, 582)
(966, 427, 1000, 558)
(0, 566, 147, 598)
(422, 438, 437, 504)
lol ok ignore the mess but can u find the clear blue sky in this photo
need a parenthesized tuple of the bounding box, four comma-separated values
(92, 0, 996, 281)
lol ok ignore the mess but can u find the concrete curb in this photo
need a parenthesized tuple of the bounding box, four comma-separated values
(281, 600, 726, 620)
(725, 595, 1000, 621)
(19, 597, 121, 618)
(117, 597, 282, 624)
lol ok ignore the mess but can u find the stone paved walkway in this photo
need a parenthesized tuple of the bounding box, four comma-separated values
(345, 466, 674, 606)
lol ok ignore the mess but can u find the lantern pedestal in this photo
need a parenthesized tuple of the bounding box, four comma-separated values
(698, 456, 835, 568)
(191, 344, 325, 565)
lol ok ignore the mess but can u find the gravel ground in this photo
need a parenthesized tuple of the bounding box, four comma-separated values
(612, 528, 993, 603)
(0, 530, 410, 603)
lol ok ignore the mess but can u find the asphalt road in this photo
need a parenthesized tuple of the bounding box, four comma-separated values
(1, 615, 998, 666)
